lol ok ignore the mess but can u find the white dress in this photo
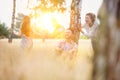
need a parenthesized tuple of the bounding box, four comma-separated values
(21, 34, 33, 50)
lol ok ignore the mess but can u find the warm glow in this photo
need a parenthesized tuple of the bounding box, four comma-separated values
(31, 13, 56, 34)
(0, 0, 103, 28)
(41, 13, 54, 33)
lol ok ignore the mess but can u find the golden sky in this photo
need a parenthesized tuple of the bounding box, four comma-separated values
(0, 0, 103, 27)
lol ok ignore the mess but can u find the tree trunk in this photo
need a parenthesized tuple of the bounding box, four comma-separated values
(69, 0, 82, 44)
(93, 0, 120, 80)
(27, 0, 30, 8)
(8, 0, 16, 43)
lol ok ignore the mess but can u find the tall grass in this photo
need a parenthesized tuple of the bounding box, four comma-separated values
(0, 39, 93, 80)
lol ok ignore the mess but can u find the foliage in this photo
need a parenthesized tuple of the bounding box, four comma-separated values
(12, 13, 25, 38)
(80, 34, 88, 39)
(0, 22, 10, 38)
(33, 0, 66, 12)
(15, 13, 25, 29)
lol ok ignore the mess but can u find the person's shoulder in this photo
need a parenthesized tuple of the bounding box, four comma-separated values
(94, 19, 100, 26)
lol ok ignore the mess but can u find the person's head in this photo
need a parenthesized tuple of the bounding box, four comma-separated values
(65, 28, 72, 39)
(23, 15, 30, 23)
(85, 13, 96, 26)
(21, 15, 31, 36)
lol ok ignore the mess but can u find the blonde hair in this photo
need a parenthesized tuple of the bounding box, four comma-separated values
(20, 15, 31, 37)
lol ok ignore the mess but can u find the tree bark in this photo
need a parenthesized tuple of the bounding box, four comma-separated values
(69, 0, 82, 44)
(8, 0, 16, 43)
(93, 0, 120, 80)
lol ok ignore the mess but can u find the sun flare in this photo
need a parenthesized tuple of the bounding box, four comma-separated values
(31, 13, 56, 34)
(41, 13, 54, 33)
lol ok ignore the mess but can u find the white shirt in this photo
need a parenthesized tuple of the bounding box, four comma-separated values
(56, 39, 78, 52)
(82, 20, 99, 39)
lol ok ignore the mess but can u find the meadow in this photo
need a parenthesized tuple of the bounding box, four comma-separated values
(0, 39, 93, 80)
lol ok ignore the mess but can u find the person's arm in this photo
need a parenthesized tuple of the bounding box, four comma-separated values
(80, 27, 91, 38)
(80, 28, 86, 35)
(80, 23, 89, 37)
(85, 23, 98, 38)
(81, 23, 98, 38)
(84, 29, 94, 38)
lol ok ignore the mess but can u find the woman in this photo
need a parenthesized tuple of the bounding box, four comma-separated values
(81, 12, 99, 54)
(15, 15, 33, 50)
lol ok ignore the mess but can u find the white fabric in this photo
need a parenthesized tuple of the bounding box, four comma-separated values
(82, 20, 99, 39)
(20, 35, 33, 50)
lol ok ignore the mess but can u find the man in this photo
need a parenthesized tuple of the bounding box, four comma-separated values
(55, 28, 78, 60)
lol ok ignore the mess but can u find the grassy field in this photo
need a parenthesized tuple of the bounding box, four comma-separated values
(0, 39, 93, 80)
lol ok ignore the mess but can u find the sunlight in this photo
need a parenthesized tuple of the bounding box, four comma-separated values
(25, 0, 103, 35)
(31, 13, 56, 34)
(41, 13, 54, 34)
(0, 0, 103, 29)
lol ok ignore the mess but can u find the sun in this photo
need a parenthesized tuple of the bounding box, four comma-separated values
(31, 12, 56, 34)
(41, 13, 54, 34)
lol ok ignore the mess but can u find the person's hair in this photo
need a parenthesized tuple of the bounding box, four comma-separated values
(86, 13, 96, 23)
(21, 15, 31, 36)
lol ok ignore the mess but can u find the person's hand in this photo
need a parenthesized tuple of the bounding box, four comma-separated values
(80, 29, 84, 34)
(78, 24, 82, 31)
